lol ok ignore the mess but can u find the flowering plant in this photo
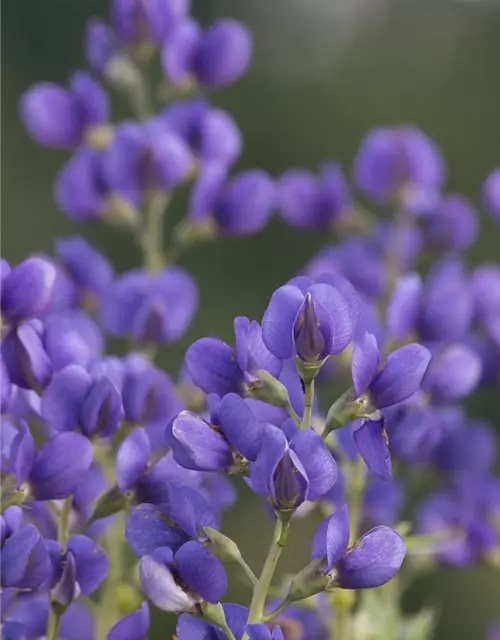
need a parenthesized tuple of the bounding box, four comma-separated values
(2, 2, 500, 639)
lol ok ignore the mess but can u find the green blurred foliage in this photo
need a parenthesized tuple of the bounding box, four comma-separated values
(2, 1, 500, 638)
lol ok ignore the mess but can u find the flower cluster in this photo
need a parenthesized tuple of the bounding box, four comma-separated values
(2, 1, 500, 639)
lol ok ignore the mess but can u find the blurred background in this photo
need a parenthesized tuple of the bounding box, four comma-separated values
(3, 0, 500, 637)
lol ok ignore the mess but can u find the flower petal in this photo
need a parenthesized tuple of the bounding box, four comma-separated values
(139, 553, 194, 612)
(41, 365, 91, 433)
(175, 541, 227, 603)
(185, 338, 243, 396)
(248, 424, 287, 498)
(107, 603, 149, 640)
(337, 526, 405, 589)
(262, 285, 304, 359)
(218, 393, 262, 461)
(423, 344, 482, 401)
(1, 524, 50, 589)
(309, 283, 355, 354)
(369, 344, 431, 409)
(125, 504, 187, 558)
(8, 422, 35, 486)
(353, 420, 391, 480)
(116, 428, 151, 493)
(290, 430, 337, 501)
(351, 332, 380, 398)
(67, 535, 109, 596)
(311, 505, 350, 573)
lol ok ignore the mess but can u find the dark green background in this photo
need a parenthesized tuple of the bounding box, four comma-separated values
(3, 1, 500, 638)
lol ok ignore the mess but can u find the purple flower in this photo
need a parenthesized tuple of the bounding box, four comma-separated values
(162, 18, 252, 89)
(85, 19, 119, 73)
(8, 424, 94, 500)
(190, 164, 275, 236)
(139, 542, 226, 611)
(262, 276, 360, 363)
(350, 332, 430, 478)
(482, 168, 500, 222)
(267, 603, 328, 640)
(104, 121, 192, 206)
(162, 99, 242, 168)
(1, 355, 11, 413)
(55, 236, 114, 301)
(1, 507, 51, 589)
(55, 148, 110, 222)
(20, 73, 109, 149)
(353, 125, 445, 213)
(311, 505, 406, 589)
(166, 393, 262, 472)
(177, 603, 248, 640)
(248, 425, 337, 510)
(107, 603, 149, 640)
(43, 311, 104, 371)
(1, 258, 57, 326)
(112, 0, 189, 45)
(186, 316, 281, 397)
(1, 320, 52, 390)
(278, 163, 351, 230)
(417, 259, 473, 342)
(101, 267, 198, 345)
(423, 194, 478, 251)
(387, 273, 422, 342)
(246, 625, 285, 640)
(472, 265, 500, 347)
(422, 343, 482, 401)
(41, 364, 124, 438)
(363, 476, 405, 528)
(435, 420, 497, 475)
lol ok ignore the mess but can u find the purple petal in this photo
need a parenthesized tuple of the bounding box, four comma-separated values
(69, 72, 109, 127)
(423, 344, 482, 401)
(278, 169, 323, 230)
(262, 285, 304, 359)
(116, 428, 150, 493)
(55, 235, 114, 295)
(218, 393, 262, 461)
(175, 541, 227, 603)
(483, 168, 500, 221)
(139, 552, 194, 612)
(369, 344, 431, 409)
(67, 535, 109, 595)
(234, 317, 282, 381)
(354, 420, 391, 480)
(1, 524, 50, 589)
(176, 615, 221, 640)
(246, 624, 274, 640)
(1, 258, 57, 325)
(41, 365, 91, 432)
(189, 163, 227, 221)
(79, 376, 124, 438)
(185, 338, 243, 396)
(351, 332, 380, 398)
(309, 283, 355, 354)
(293, 295, 332, 362)
(168, 411, 232, 472)
(337, 526, 405, 589)
(126, 504, 187, 558)
(311, 505, 350, 572)
(52, 552, 80, 607)
(165, 485, 218, 540)
(1, 323, 52, 390)
(107, 603, 149, 640)
(29, 432, 94, 500)
(215, 170, 275, 236)
(161, 19, 201, 85)
(199, 109, 242, 167)
(149, 267, 198, 342)
(290, 430, 337, 501)
(44, 312, 103, 371)
(387, 273, 422, 341)
(248, 424, 287, 498)
(193, 20, 252, 88)
(19, 84, 81, 148)
(425, 194, 478, 250)
(8, 422, 35, 486)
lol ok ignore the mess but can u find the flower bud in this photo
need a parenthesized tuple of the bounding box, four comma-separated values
(246, 370, 290, 408)
(285, 560, 330, 603)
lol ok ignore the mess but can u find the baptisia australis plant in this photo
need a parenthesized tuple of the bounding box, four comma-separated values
(2, 1, 500, 639)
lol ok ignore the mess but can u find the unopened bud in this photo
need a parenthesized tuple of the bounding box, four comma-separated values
(87, 485, 130, 526)
(285, 560, 329, 604)
(324, 388, 357, 436)
(200, 601, 227, 627)
(246, 370, 290, 408)
(203, 527, 244, 565)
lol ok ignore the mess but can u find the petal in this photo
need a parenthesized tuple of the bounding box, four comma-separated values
(223, 603, 250, 640)
(185, 337, 243, 396)
(52, 552, 80, 607)
(79, 376, 124, 438)
(337, 526, 406, 589)
(315, 272, 361, 328)
(311, 505, 350, 572)
(199, 108, 242, 167)
(308, 283, 355, 354)
(165, 485, 218, 540)
(55, 148, 106, 222)
(126, 504, 187, 558)
(107, 603, 150, 640)
(218, 393, 262, 460)
(248, 424, 287, 498)
(245, 624, 272, 640)
(290, 430, 337, 501)
(369, 344, 431, 409)
(55, 236, 114, 295)
(8, 422, 35, 486)
(387, 273, 422, 341)
(189, 163, 227, 221)
(176, 615, 222, 640)
(41, 365, 91, 432)
(167, 411, 232, 472)
(139, 553, 194, 612)
(278, 169, 323, 230)
(29, 432, 94, 500)
(423, 344, 482, 401)
(262, 285, 304, 359)
(215, 170, 275, 236)
(44, 311, 103, 371)
(1, 258, 57, 325)
(353, 420, 391, 480)
(293, 295, 332, 362)
(161, 19, 201, 85)
(116, 428, 151, 493)
(234, 317, 282, 381)
(1, 524, 50, 589)
(194, 20, 252, 88)
(351, 332, 380, 398)
(175, 541, 227, 603)
(67, 535, 109, 596)
(1, 323, 52, 390)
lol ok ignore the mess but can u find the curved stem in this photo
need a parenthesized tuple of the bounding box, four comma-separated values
(220, 623, 237, 640)
(244, 515, 291, 635)
(141, 192, 170, 273)
(301, 380, 315, 430)
(285, 402, 302, 430)
(263, 599, 289, 624)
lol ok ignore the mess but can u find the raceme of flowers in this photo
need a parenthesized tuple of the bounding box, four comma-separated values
(2, 1, 500, 639)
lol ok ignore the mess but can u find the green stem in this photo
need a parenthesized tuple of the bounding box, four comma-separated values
(244, 515, 291, 634)
(220, 624, 237, 640)
(334, 604, 350, 640)
(47, 606, 62, 640)
(347, 457, 366, 544)
(141, 192, 170, 273)
(301, 380, 315, 430)
(285, 402, 302, 430)
(58, 497, 72, 547)
(263, 599, 289, 623)
(237, 557, 259, 588)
